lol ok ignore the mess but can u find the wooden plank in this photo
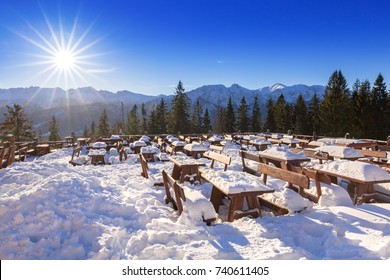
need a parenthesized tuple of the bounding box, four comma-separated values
(360, 149, 387, 159)
(258, 163, 310, 188)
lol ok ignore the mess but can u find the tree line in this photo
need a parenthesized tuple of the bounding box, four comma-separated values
(1, 70, 389, 142)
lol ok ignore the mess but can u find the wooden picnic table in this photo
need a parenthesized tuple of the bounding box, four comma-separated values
(258, 148, 311, 169)
(183, 144, 208, 159)
(35, 144, 50, 156)
(308, 161, 390, 205)
(170, 155, 206, 183)
(88, 149, 106, 165)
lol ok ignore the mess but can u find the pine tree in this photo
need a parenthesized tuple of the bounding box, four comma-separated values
(48, 114, 61, 141)
(2, 104, 35, 141)
(156, 98, 168, 134)
(83, 125, 89, 138)
(264, 98, 276, 132)
(98, 109, 110, 137)
(168, 81, 191, 134)
(126, 105, 140, 135)
(251, 95, 262, 132)
(308, 93, 321, 135)
(371, 73, 389, 140)
(293, 95, 309, 134)
(141, 103, 148, 134)
(273, 94, 287, 133)
(191, 99, 203, 133)
(237, 96, 249, 133)
(319, 70, 352, 137)
(214, 106, 225, 133)
(148, 108, 158, 134)
(203, 108, 212, 133)
(224, 96, 236, 133)
(90, 121, 96, 137)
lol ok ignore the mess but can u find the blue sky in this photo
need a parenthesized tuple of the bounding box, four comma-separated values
(0, 0, 389, 96)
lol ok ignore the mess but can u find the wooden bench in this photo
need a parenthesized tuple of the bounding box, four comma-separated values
(0, 147, 11, 169)
(200, 151, 274, 222)
(257, 162, 332, 214)
(209, 144, 224, 154)
(239, 150, 262, 176)
(161, 170, 216, 225)
(359, 149, 388, 161)
(69, 146, 88, 166)
(119, 147, 128, 162)
(140, 154, 164, 186)
(15, 146, 28, 162)
(301, 148, 330, 164)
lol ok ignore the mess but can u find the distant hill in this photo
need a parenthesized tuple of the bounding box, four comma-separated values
(0, 83, 325, 136)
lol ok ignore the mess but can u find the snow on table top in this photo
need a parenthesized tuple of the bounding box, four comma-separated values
(110, 135, 121, 140)
(317, 137, 365, 145)
(200, 169, 273, 194)
(140, 146, 159, 153)
(259, 145, 309, 160)
(88, 149, 106, 156)
(313, 160, 390, 182)
(280, 137, 300, 144)
(183, 143, 208, 151)
(170, 155, 207, 165)
(314, 145, 363, 158)
(208, 135, 224, 141)
(91, 142, 107, 148)
(250, 138, 271, 144)
(133, 140, 147, 147)
(171, 140, 186, 147)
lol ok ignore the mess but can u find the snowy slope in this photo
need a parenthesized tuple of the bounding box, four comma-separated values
(0, 143, 389, 260)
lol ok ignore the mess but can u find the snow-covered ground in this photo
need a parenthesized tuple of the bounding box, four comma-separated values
(0, 143, 389, 260)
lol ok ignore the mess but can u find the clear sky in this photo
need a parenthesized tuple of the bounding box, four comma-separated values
(0, 0, 389, 96)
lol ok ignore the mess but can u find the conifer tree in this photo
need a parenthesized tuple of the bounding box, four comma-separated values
(90, 121, 96, 137)
(273, 94, 287, 133)
(191, 99, 203, 133)
(293, 95, 309, 134)
(264, 98, 276, 132)
(351, 80, 372, 138)
(2, 104, 35, 141)
(371, 73, 389, 140)
(203, 108, 212, 133)
(83, 125, 89, 138)
(48, 114, 61, 141)
(168, 81, 191, 134)
(251, 95, 262, 132)
(156, 98, 168, 134)
(141, 103, 148, 134)
(237, 96, 249, 132)
(319, 70, 352, 136)
(214, 106, 225, 133)
(98, 109, 110, 137)
(126, 105, 140, 135)
(308, 93, 321, 135)
(224, 96, 236, 133)
(148, 108, 158, 134)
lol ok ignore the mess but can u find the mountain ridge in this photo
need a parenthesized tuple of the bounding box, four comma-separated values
(0, 83, 325, 135)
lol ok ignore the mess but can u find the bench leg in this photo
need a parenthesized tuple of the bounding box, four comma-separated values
(210, 186, 226, 213)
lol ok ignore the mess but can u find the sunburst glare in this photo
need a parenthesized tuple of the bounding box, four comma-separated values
(11, 9, 112, 90)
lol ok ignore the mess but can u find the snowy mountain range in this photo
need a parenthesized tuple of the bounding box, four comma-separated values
(0, 83, 325, 135)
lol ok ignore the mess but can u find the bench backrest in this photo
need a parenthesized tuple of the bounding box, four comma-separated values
(360, 149, 387, 159)
(302, 149, 330, 163)
(139, 154, 149, 179)
(162, 170, 186, 214)
(70, 146, 82, 160)
(0, 147, 12, 169)
(210, 144, 224, 153)
(346, 142, 374, 149)
(257, 162, 310, 189)
(239, 150, 261, 175)
(207, 151, 231, 171)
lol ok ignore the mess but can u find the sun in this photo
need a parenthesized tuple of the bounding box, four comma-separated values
(11, 10, 113, 89)
(54, 49, 76, 71)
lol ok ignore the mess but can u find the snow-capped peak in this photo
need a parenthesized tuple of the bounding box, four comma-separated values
(270, 83, 286, 91)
